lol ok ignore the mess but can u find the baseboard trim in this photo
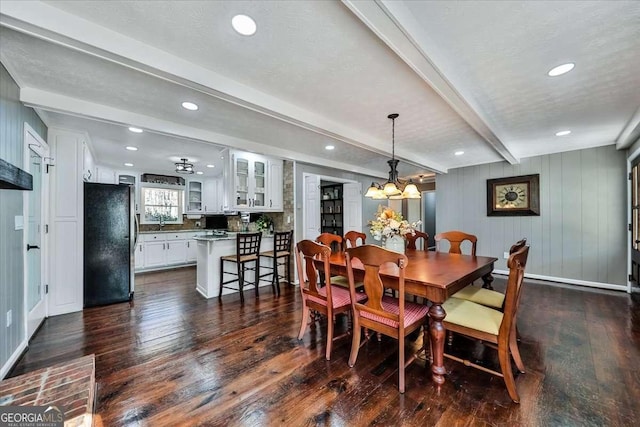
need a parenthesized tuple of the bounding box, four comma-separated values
(1, 339, 27, 380)
(492, 270, 627, 292)
(135, 263, 196, 274)
(195, 285, 208, 299)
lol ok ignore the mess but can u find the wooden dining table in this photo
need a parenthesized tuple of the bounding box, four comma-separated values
(326, 248, 498, 386)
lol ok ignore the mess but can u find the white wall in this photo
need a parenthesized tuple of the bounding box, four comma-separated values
(436, 145, 627, 287)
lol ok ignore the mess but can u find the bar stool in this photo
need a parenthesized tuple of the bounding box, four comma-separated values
(259, 230, 293, 296)
(219, 232, 262, 303)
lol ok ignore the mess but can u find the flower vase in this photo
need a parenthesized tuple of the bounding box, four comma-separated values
(384, 235, 405, 253)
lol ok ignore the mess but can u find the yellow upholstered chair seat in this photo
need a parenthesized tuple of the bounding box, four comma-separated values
(330, 275, 349, 288)
(330, 273, 364, 290)
(451, 286, 505, 309)
(442, 297, 503, 336)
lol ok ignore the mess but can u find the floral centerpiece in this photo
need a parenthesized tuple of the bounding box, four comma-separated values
(368, 206, 421, 252)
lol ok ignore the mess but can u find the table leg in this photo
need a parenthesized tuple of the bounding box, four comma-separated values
(482, 272, 494, 290)
(428, 302, 446, 386)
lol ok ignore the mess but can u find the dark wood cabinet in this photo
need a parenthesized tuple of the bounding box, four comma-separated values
(320, 184, 343, 236)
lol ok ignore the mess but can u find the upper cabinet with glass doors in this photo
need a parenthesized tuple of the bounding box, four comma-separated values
(186, 180, 203, 213)
(231, 151, 265, 210)
(229, 151, 282, 212)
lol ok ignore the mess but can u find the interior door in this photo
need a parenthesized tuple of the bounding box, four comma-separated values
(304, 174, 321, 240)
(24, 126, 48, 339)
(342, 182, 362, 233)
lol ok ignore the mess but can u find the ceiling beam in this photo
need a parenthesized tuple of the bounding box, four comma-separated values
(342, 0, 518, 165)
(19, 87, 392, 179)
(0, 0, 447, 174)
(616, 106, 640, 150)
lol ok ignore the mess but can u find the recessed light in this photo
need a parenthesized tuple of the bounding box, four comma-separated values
(196, 171, 204, 175)
(232, 14, 257, 36)
(555, 130, 571, 136)
(128, 127, 143, 133)
(206, 164, 215, 168)
(125, 146, 138, 151)
(181, 101, 199, 111)
(124, 163, 134, 167)
(454, 151, 464, 156)
(325, 145, 335, 150)
(547, 63, 575, 77)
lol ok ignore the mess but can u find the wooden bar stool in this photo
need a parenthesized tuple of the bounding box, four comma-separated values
(259, 230, 293, 296)
(219, 232, 262, 303)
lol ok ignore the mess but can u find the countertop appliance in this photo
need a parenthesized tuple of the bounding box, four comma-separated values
(83, 182, 136, 307)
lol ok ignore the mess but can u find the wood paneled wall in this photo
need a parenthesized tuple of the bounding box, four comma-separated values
(436, 145, 627, 287)
(0, 62, 47, 377)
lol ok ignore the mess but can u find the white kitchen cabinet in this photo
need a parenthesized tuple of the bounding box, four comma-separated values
(144, 240, 166, 268)
(136, 231, 199, 272)
(166, 240, 187, 264)
(134, 244, 144, 269)
(96, 166, 116, 184)
(230, 151, 266, 210)
(166, 232, 187, 264)
(203, 178, 224, 213)
(267, 159, 283, 211)
(186, 180, 203, 213)
(186, 239, 198, 262)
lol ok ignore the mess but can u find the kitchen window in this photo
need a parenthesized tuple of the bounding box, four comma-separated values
(140, 186, 184, 224)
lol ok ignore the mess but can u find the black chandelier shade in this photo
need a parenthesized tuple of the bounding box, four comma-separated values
(175, 158, 194, 174)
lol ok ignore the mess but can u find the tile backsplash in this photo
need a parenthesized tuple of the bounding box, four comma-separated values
(138, 212, 288, 232)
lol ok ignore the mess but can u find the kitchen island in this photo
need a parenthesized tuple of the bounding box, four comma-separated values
(194, 232, 274, 298)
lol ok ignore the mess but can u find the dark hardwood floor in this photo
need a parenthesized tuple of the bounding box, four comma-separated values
(9, 267, 640, 426)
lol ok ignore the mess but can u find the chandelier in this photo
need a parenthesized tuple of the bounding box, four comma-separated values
(364, 113, 421, 199)
(175, 158, 194, 174)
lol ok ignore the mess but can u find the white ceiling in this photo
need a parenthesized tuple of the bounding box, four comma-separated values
(1, 0, 638, 179)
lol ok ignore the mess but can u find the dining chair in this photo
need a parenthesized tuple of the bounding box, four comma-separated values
(316, 232, 343, 252)
(451, 238, 527, 309)
(345, 244, 429, 393)
(258, 230, 293, 296)
(219, 232, 262, 303)
(434, 230, 477, 256)
(406, 230, 431, 303)
(316, 233, 350, 288)
(295, 240, 367, 360)
(344, 231, 366, 249)
(440, 244, 530, 402)
(406, 231, 429, 250)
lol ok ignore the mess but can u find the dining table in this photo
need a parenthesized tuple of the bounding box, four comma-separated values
(326, 248, 498, 386)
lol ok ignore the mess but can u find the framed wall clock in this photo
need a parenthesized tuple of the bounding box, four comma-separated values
(487, 174, 540, 216)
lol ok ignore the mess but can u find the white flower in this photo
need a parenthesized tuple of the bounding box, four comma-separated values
(368, 205, 421, 241)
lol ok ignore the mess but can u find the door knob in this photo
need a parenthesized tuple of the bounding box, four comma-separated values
(27, 244, 40, 251)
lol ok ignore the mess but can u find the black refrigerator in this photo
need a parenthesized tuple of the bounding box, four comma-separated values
(84, 182, 136, 307)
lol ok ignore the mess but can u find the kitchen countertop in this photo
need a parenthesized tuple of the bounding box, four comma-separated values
(139, 229, 204, 234)
(194, 232, 274, 241)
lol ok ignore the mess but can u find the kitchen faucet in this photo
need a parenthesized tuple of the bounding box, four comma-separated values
(158, 217, 165, 230)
